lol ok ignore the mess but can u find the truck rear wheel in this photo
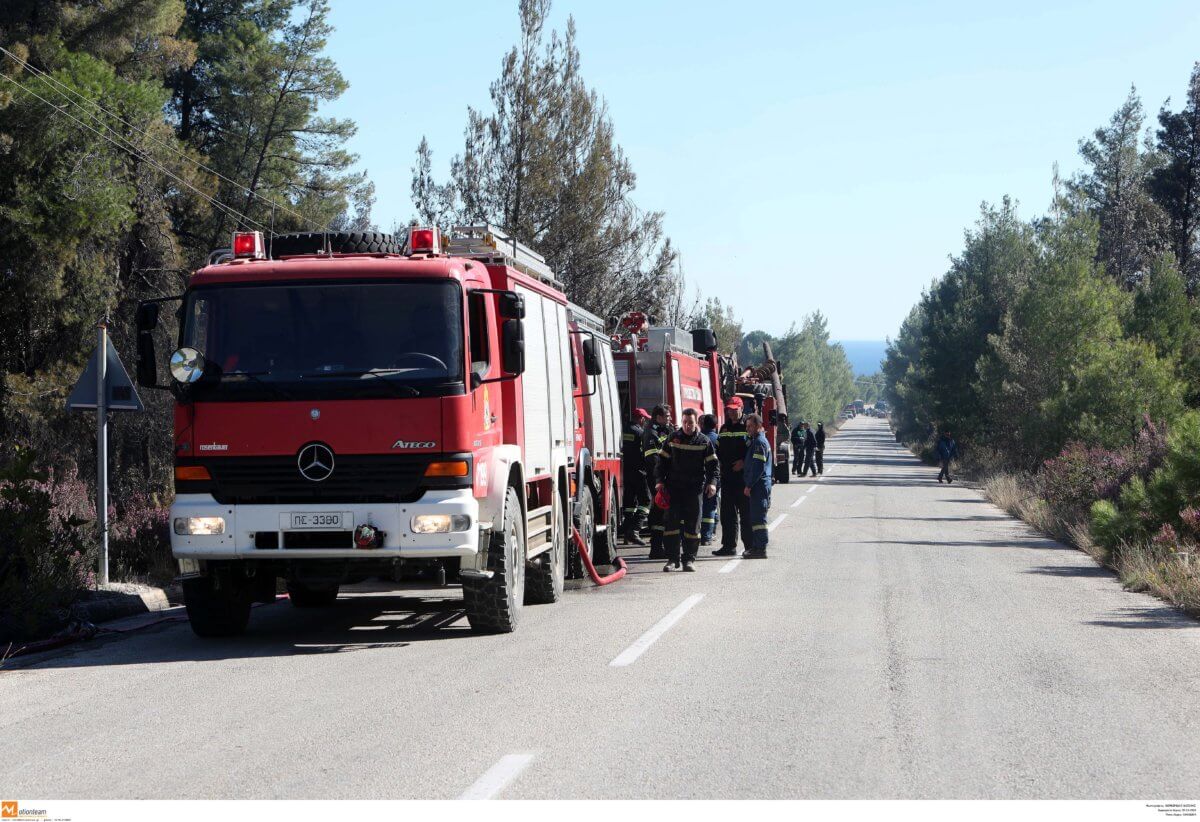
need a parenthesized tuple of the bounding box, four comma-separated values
(463, 487, 525, 632)
(528, 486, 567, 602)
(592, 482, 619, 566)
(287, 582, 340, 608)
(183, 572, 251, 638)
(775, 444, 792, 484)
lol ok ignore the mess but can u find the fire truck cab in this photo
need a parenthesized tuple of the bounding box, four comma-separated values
(136, 225, 620, 637)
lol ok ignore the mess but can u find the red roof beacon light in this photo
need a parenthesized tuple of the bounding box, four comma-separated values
(408, 226, 440, 255)
(232, 231, 266, 260)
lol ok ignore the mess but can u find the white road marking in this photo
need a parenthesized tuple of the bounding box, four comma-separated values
(718, 558, 742, 574)
(610, 593, 705, 667)
(767, 514, 787, 532)
(807, 484, 820, 494)
(459, 752, 538, 800)
(790, 495, 808, 508)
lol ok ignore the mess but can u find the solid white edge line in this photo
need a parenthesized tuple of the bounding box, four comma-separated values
(610, 593, 705, 667)
(790, 495, 808, 508)
(459, 752, 538, 800)
(767, 513, 787, 532)
(718, 557, 742, 574)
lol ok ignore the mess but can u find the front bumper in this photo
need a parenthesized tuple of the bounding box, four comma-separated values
(170, 490, 480, 560)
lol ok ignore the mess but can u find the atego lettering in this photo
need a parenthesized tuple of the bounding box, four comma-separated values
(392, 440, 437, 449)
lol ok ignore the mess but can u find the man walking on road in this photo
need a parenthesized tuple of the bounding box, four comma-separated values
(656, 408, 719, 572)
(815, 422, 826, 475)
(621, 408, 652, 545)
(801, 421, 818, 477)
(642, 405, 673, 558)
(743, 413, 772, 558)
(791, 420, 806, 476)
(713, 396, 751, 556)
(937, 430, 958, 484)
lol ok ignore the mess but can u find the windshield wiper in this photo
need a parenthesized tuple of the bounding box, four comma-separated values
(300, 369, 422, 397)
(220, 370, 296, 401)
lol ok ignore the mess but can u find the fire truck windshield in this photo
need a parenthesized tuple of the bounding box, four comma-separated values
(180, 280, 464, 399)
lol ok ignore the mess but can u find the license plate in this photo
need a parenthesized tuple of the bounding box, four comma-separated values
(285, 512, 351, 530)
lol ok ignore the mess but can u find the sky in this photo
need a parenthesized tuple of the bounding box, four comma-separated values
(322, 0, 1200, 341)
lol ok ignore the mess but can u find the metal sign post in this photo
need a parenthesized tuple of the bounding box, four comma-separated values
(96, 322, 109, 586)
(67, 320, 144, 589)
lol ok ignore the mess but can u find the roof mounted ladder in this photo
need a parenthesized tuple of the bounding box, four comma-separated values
(447, 224, 560, 286)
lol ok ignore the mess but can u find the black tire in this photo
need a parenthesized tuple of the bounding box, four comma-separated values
(592, 482, 619, 566)
(183, 573, 251, 638)
(268, 231, 399, 258)
(286, 582, 340, 608)
(528, 485, 568, 601)
(463, 487, 526, 632)
(775, 444, 792, 484)
(565, 485, 595, 581)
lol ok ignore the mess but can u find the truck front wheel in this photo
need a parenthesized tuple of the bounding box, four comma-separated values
(463, 487, 525, 633)
(183, 571, 251, 638)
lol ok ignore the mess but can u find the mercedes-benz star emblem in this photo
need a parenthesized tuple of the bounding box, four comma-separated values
(310, 408, 321, 420)
(297, 443, 335, 482)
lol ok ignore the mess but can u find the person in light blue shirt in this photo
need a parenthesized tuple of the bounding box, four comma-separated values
(742, 413, 773, 558)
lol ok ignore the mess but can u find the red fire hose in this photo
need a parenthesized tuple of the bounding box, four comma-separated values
(572, 526, 627, 585)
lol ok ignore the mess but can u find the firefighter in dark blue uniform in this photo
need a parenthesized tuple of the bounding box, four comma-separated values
(641, 405, 672, 559)
(655, 408, 720, 572)
(621, 408, 652, 545)
(742, 412, 773, 558)
(713, 396, 750, 556)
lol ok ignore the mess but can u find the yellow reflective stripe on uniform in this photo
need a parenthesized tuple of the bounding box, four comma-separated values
(752, 524, 769, 530)
(718, 431, 748, 438)
(644, 448, 662, 457)
(753, 452, 768, 461)
(684, 532, 700, 539)
(663, 529, 681, 537)
(658, 449, 670, 458)
(705, 454, 718, 462)
(669, 442, 708, 451)
(622, 434, 637, 441)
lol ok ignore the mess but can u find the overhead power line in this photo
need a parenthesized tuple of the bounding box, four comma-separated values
(0, 68, 268, 233)
(0, 45, 314, 231)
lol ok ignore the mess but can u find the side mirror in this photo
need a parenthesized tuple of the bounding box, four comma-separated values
(135, 301, 160, 388)
(499, 291, 525, 320)
(502, 318, 525, 375)
(582, 337, 603, 376)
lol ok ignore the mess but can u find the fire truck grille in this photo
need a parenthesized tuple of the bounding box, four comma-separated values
(204, 455, 431, 505)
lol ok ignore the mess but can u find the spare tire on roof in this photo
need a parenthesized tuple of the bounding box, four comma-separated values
(268, 231, 399, 258)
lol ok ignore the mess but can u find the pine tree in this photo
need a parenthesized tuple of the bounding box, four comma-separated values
(1149, 63, 1200, 289)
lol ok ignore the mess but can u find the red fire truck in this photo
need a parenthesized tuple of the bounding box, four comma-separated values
(136, 224, 621, 637)
(612, 312, 724, 427)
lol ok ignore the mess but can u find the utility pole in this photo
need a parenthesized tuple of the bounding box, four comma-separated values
(96, 321, 109, 586)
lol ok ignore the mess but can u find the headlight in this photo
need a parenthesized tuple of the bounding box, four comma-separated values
(174, 516, 226, 535)
(410, 514, 472, 534)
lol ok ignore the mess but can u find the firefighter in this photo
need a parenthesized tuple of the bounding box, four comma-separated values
(699, 413, 720, 545)
(655, 408, 719, 572)
(801, 421, 818, 477)
(742, 413, 772, 558)
(642, 404, 673, 559)
(713, 396, 751, 557)
(815, 421, 826, 475)
(790, 420, 806, 475)
(621, 408, 652, 545)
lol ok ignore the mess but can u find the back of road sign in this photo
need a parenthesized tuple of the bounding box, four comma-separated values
(67, 336, 144, 412)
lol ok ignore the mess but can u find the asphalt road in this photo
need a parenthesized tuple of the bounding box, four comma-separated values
(3, 417, 1198, 799)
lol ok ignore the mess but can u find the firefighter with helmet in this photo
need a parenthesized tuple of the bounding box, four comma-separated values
(713, 396, 751, 556)
(655, 408, 720, 572)
(642, 404, 673, 559)
(621, 408, 652, 545)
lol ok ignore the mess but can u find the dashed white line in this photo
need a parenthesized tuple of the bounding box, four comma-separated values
(790, 495, 808, 508)
(610, 593, 705, 667)
(459, 752, 538, 800)
(718, 557, 742, 574)
(767, 513, 787, 532)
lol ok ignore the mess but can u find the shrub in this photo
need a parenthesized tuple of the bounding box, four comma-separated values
(0, 456, 97, 643)
(109, 493, 172, 582)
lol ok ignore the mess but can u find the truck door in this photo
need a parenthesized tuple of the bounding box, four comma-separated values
(467, 287, 501, 498)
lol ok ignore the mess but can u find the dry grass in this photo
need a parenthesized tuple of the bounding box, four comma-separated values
(980, 471, 1200, 619)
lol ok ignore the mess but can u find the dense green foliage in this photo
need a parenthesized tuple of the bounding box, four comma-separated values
(738, 314, 856, 427)
(886, 64, 1200, 585)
